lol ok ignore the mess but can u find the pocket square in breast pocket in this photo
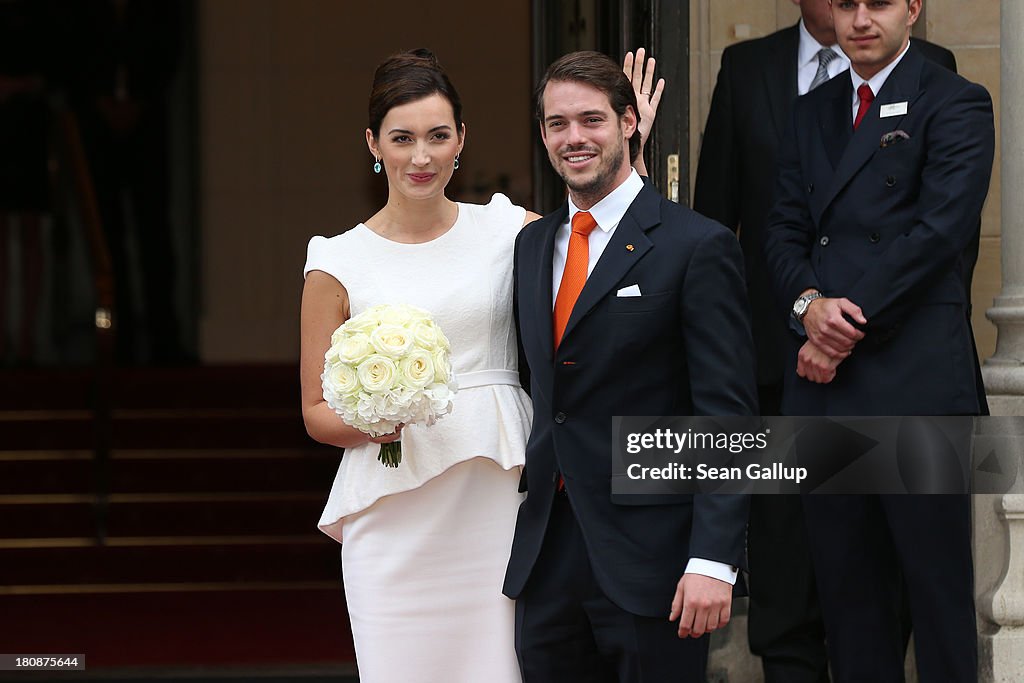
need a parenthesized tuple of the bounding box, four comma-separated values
(880, 130, 911, 148)
(616, 284, 642, 297)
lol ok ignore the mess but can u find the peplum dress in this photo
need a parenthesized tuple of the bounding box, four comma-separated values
(303, 193, 532, 682)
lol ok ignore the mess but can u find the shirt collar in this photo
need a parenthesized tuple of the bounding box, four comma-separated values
(850, 39, 912, 100)
(798, 19, 846, 69)
(567, 169, 644, 233)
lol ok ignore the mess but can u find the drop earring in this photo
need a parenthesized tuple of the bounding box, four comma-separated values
(373, 156, 382, 174)
(454, 155, 460, 170)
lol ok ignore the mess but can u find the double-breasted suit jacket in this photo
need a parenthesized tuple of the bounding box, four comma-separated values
(502, 181, 759, 617)
(764, 47, 994, 417)
(695, 25, 958, 389)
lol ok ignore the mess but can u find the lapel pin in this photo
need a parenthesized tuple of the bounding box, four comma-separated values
(626, 244, 635, 252)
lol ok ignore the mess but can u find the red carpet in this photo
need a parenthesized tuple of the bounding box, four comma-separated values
(0, 365, 358, 671)
(0, 589, 355, 668)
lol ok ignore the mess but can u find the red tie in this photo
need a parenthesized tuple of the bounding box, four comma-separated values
(854, 83, 875, 130)
(553, 211, 598, 349)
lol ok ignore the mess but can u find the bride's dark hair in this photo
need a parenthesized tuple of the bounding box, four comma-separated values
(368, 48, 464, 138)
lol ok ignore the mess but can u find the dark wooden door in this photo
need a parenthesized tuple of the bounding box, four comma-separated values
(530, 0, 689, 211)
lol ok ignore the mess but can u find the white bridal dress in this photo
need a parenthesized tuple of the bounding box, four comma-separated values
(303, 194, 531, 683)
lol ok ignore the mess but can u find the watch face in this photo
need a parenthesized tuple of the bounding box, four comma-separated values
(793, 298, 807, 316)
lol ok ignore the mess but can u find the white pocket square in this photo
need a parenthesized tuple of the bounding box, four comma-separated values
(616, 284, 642, 297)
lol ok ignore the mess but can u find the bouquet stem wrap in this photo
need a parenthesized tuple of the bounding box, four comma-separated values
(321, 304, 457, 468)
(378, 441, 402, 468)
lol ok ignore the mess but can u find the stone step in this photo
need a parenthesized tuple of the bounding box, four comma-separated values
(0, 492, 327, 539)
(0, 539, 340, 587)
(0, 448, 339, 495)
(0, 365, 302, 411)
(0, 409, 316, 449)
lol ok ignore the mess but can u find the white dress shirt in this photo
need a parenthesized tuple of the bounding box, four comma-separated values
(551, 169, 739, 586)
(551, 170, 644, 304)
(797, 19, 849, 96)
(850, 41, 912, 122)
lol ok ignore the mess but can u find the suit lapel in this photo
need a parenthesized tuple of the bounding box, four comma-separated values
(820, 78, 853, 171)
(819, 49, 925, 217)
(530, 206, 564, 361)
(558, 187, 657, 346)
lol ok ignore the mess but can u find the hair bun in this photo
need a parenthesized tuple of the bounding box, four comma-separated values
(367, 48, 463, 138)
(409, 48, 438, 64)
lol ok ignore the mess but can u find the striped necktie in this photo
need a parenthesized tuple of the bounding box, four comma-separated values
(809, 48, 839, 91)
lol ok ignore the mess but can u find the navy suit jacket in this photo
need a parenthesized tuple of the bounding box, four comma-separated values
(694, 25, 958, 387)
(502, 181, 758, 617)
(763, 47, 994, 416)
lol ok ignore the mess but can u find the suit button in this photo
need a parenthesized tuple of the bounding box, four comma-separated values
(886, 175, 897, 187)
(807, 183, 814, 194)
(554, 412, 567, 424)
(819, 236, 830, 247)
(869, 232, 881, 243)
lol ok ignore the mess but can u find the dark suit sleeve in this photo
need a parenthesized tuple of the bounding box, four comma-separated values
(763, 105, 823, 316)
(845, 82, 994, 331)
(679, 225, 756, 567)
(680, 226, 758, 415)
(693, 48, 740, 231)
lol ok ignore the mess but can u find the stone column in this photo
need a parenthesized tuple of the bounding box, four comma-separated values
(978, 493, 1024, 682)
(985, 1, 1024, 406)
(977, 3, 1024, 681)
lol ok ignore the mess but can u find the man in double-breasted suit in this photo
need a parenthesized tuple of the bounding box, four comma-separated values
(763, 1, 994, 680)
(693, 2, 956, 680)
(503, 51, 758, 682)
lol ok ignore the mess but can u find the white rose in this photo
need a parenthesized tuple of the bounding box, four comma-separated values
(399, 349, 435, 389)
(343, 312, 381, 335)
(436, 327, 452, 351)
(370, 324, 414, 358)
(327, 362, 359, 396)
(356, 355, 399, 392)
(412, 320, 440, 349)
(338, 333, 373, 364)
(432, 349, 451, 383)
(379, 305, 414, 326)
(325, 342, 342, 365)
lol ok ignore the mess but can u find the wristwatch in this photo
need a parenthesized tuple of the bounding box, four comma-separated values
(791, 291, 824, 322)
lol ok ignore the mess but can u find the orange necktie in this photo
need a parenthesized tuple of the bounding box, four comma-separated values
(553, 211, 598, 349)
(854, 83, 874, 130)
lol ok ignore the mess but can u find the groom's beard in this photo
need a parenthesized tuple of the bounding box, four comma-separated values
(550, 142, 626, 205)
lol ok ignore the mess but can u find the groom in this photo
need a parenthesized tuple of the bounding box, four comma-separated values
(503, 51, 758, 682)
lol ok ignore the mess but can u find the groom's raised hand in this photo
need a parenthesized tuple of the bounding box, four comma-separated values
(622, 47, 665, 148)
(669, 573, 732, 638)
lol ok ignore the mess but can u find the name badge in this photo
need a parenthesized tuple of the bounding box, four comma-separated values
(880, 101, 909, 118)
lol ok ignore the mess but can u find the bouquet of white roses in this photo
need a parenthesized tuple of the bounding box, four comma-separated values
(321, 303, 457, 467)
